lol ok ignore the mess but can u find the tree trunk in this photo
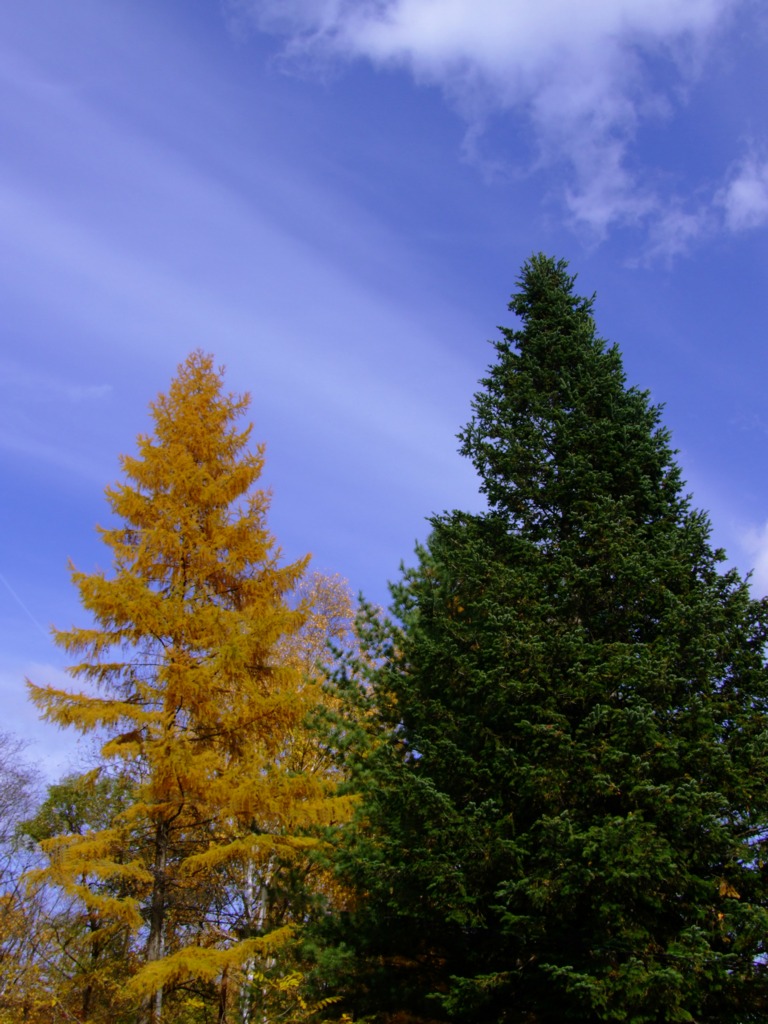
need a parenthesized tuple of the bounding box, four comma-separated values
(218, 966, 229, 1024)
(143, 818, 170, 1024)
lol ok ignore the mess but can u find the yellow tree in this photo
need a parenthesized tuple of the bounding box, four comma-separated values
(28, 351, 352, 1023)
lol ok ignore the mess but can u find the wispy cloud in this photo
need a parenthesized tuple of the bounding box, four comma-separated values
(0, 357, 114, 478)
(638, 152, 768, 260)
(0, 662, 85, 780)
(0, 360, 112, 404)
(642, 202, 715, 261)
(0, 573, 50, 639)
(741, 521, 768, 598)
(233, 0, 740, 235)
(63, 384, 113, 402)
(0, 428, 108, 481)
(719, 155, 768, 231)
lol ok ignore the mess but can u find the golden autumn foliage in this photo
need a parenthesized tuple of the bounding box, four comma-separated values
(28, 351, 355, 1023)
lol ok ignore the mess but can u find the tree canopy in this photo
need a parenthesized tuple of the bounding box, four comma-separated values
(28, 351, 353, 1024)
(17, 260, 768, 1024)
(327, 254, 768, 1023)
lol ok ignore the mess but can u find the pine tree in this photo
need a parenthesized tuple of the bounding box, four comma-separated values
(28, 351, 352, 1023)
(332, 256, 768, 1023)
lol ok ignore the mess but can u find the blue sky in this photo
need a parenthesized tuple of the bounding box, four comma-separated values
(2, 0, 768, 774)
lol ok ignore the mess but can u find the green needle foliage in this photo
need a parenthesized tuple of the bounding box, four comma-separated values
(329, 255, 768, 1023)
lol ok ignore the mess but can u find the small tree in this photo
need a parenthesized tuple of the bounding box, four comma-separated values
(21, 771, 137, 1024)
(0, 733, 49, 1024)
(332, 256, 768, 1023)
(29, 351, 352, 1023)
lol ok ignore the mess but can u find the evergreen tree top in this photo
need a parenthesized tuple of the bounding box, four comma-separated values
(459, 253, 688, 545)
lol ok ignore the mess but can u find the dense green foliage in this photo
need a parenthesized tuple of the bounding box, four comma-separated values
(326, 255, 768, 1023)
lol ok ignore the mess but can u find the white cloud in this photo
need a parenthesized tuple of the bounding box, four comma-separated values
(741, 521, 768, 598)
(630, 149, 768, 260)
(234, 0, 738, 234)
(720, 156, 768, 231)
(643, 203, 714, 261)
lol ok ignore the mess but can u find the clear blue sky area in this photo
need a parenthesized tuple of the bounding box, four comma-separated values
(2, 0, 768, 774)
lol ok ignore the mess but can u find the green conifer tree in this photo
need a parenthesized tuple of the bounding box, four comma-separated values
(331, 255, 768, 1023)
